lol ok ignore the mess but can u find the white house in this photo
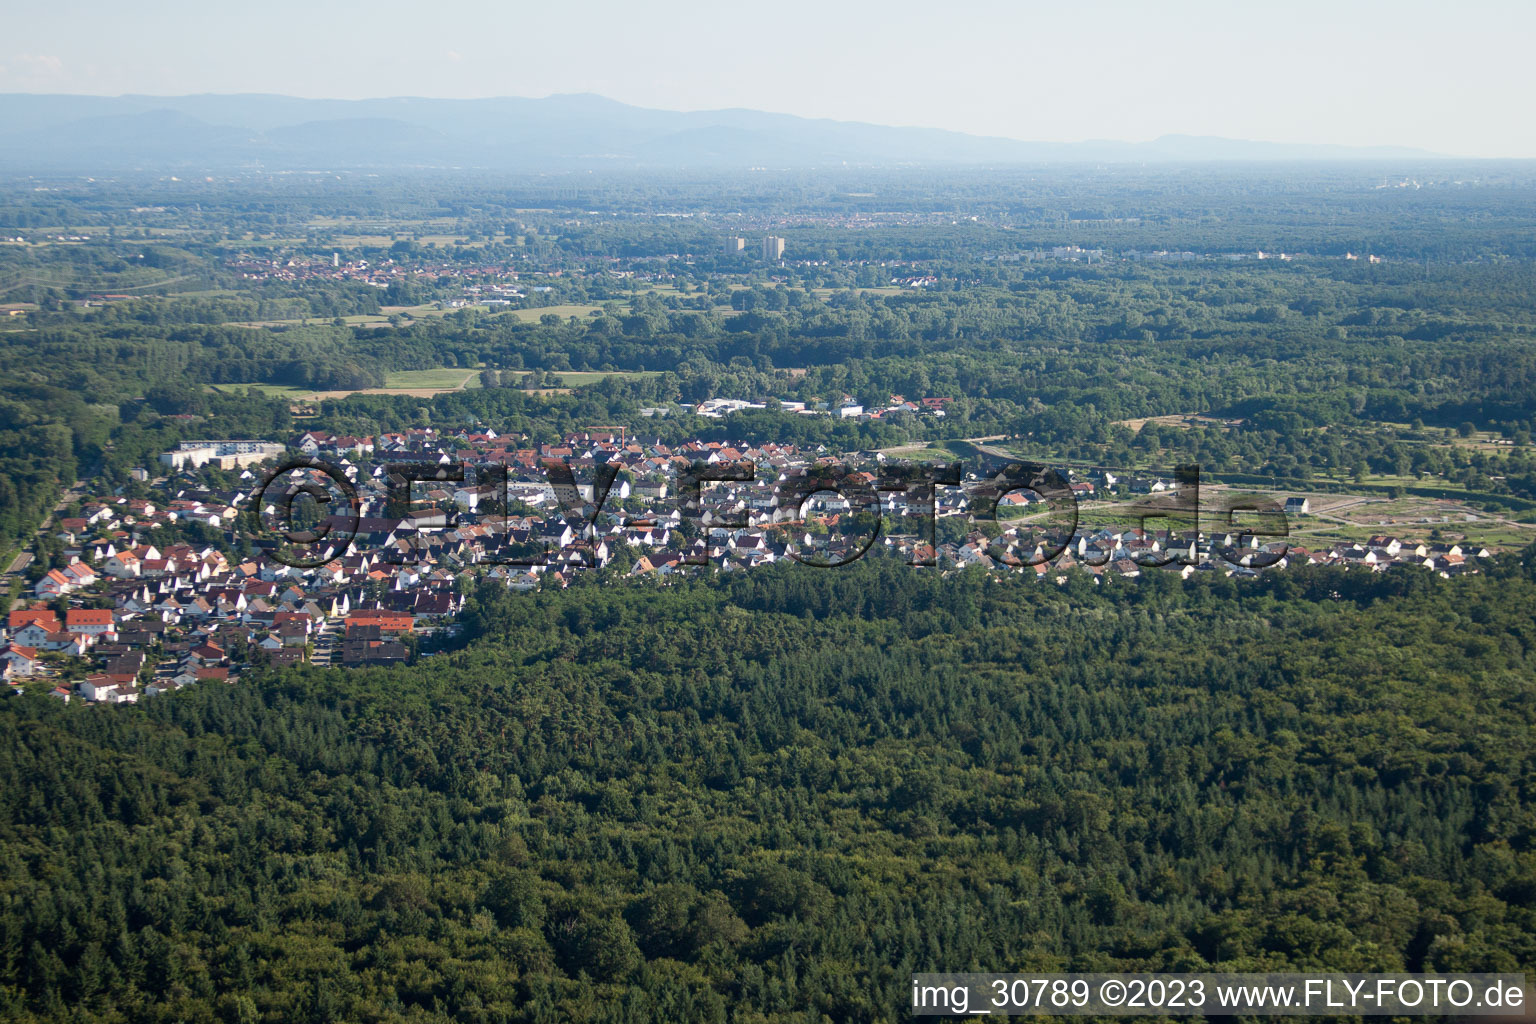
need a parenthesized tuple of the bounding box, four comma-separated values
(34, 569, 74, 599)
(0, 645, 38, 677)
(66, 609, 115, 637)
(104, 551, 142, 578)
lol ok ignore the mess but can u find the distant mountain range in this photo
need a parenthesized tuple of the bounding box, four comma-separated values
(0, 92, 1447, 171)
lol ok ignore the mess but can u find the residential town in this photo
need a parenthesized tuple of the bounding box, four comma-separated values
(2, 424, 1493, 706)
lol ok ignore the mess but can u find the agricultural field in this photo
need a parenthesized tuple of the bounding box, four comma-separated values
(210, 368, 481, 402)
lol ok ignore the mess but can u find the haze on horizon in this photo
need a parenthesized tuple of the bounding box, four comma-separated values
(2, 0, 1533, 159)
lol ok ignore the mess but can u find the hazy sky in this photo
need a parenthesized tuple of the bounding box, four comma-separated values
(3, 0, 1534, 157)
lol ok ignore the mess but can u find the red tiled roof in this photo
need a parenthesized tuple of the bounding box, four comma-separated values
(9, 609, 61, 632)
(67, 609, 113, 627)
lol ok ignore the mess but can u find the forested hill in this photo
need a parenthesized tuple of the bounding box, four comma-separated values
(1, 555, 1534, 1022)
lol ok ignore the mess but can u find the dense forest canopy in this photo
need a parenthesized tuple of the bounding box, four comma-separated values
(1, 556, 1534, 1021)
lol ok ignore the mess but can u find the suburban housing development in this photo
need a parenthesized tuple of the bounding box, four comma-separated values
(2, 422, 1493, 704)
